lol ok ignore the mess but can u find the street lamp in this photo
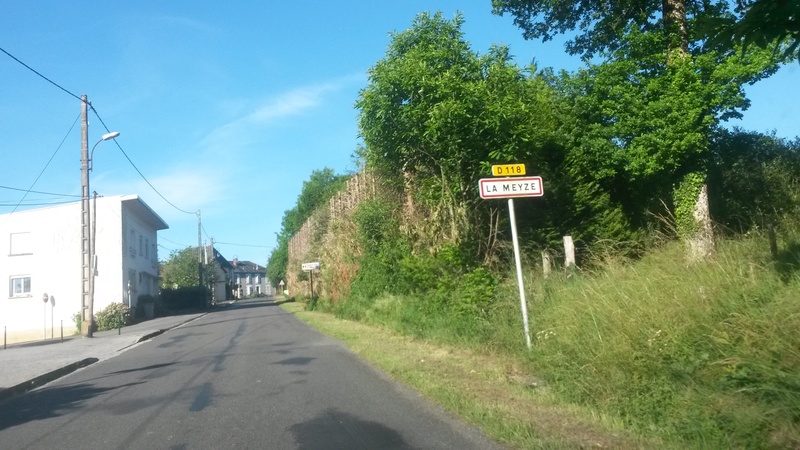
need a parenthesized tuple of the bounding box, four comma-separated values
(82, 130, 119, 337)
(89, 131, 120, 171)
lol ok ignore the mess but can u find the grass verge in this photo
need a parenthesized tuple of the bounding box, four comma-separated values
(280, 300, 664, 449)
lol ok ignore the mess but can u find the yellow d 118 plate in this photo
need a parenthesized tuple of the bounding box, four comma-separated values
(491, 164, 526, 176)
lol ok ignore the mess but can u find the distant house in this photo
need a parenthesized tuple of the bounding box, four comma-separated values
(204, 245, 234, 304)
(231, 259, 271, 298)
(0, 195, 168, 343)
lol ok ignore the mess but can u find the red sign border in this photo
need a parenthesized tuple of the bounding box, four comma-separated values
(479, 176, 543, 199)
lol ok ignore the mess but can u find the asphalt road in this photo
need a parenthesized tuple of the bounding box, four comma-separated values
(0, 298, 501, 449)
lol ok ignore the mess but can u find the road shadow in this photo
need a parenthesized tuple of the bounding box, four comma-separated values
(289, 408, 412, 449)
(0, 381, 144, 431)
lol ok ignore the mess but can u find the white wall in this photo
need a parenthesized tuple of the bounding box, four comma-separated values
(0, 202, 82, 342)
(0, 195, 167, 343)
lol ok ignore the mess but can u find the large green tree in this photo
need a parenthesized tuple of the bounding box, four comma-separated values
(700, 0, 800, 62)
(357, 12, 575, 258)
(494, 0, 779, 260)
(266, 168, 348, 286)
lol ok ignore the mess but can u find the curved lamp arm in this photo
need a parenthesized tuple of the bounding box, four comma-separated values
(89, 131, 120, 171)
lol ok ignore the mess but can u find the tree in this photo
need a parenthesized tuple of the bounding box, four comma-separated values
(266, 168, 349, 286)
(494, 0, 779, 260)
(357, 12, 572, 258)
(700, 0, 800, 62)
(160, 247, 208, 289)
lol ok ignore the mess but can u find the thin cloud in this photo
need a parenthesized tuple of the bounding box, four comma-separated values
(200, 75, 363, 150)
(94, 165, 227, 223)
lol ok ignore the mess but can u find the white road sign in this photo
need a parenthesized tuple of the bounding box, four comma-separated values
(302, 262, 320, 271)
(479, 176, 543, 199)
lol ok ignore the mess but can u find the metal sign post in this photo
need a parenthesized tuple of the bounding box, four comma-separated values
(507, 198, 531, 348)
(480, 165, 543, 349)
(301, 262, 321, 301)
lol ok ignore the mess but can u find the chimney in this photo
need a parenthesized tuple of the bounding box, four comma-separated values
(233, 258, 238, 267)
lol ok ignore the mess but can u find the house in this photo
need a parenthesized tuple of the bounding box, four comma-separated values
(231, 259, 271, 298)
(204, 244, 234, 304)
(0, 195, 168, 343)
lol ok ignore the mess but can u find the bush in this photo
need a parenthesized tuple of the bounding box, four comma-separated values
(71, 311, 99, 334)
(160, 286, 209, 311)
(95, 303, 131, 331)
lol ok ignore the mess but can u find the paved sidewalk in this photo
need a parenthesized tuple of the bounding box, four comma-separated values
(0, 310, 213, 401)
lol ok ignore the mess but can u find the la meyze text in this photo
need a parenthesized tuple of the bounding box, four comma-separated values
(479, 176, 544, 199)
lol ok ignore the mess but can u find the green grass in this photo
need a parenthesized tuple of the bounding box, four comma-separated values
(524, 234, 800, 448)
(294, 227, 800, 448)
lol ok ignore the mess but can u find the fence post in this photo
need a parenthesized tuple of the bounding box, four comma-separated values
(542, 250, 552, 278)
(563, 236, 576, 270)
(768, 223, 778, 259)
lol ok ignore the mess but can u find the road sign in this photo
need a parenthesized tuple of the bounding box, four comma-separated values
(302, 262, 320, 271)
(491, 164, 526, 177)
(478, 174, 545, 350)
(479, 176, 543, 199)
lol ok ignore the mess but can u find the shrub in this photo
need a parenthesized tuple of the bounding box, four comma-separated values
(160, 286, 209, 311)
(95, 303, 131, 331)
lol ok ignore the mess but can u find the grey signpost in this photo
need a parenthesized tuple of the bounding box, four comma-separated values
(301, 262, 321, 300)
(479, 166, 543, 349)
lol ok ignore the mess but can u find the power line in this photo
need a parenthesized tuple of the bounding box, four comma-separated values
(201, 222, 212, 241)
(89, 107, 197, 215)
(0, 46, 82, 101)
(0, 185, 81, 198)
(4, 113, 82, 215)
(0, 200, 76, 207)
(159, 236, 192, 248)
(214, 241, 272, 248)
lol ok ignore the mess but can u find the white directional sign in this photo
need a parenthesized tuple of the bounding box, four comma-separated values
(301, 262, 320, 271)
(479, 176, 543, 199)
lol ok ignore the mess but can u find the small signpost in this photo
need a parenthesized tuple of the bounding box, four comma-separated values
(279, 279, 285, 295)
(479, 165, 544, 349)
(302, 261, 320, 300)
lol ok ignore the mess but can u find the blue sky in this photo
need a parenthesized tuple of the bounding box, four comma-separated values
(1, 1, 797, 266)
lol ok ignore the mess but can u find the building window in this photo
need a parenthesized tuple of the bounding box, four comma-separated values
(139, 236, 144, 255)
(145, 239, 150, 259)
(129, 230, 136, 258)
(254, 275, 260, 284)
(9, 276, 31, 297)
(9, 232, 33, 256)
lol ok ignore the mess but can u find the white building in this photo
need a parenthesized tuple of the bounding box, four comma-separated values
(0, 195, 167, 343)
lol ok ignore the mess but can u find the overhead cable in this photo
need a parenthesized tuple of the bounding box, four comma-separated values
(90, 107, 197, 215)
(4, 113, 82, 215)
(214, 241, 272, 248)
(0, 45, 82, 101)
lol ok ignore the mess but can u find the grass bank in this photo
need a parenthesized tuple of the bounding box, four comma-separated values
(286, 228, 800, 448)
(281, 300, 658, 449)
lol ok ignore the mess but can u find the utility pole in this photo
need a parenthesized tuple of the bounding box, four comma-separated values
(210, 238, 216, 305)
(88, 191, 98, 333)
(80, 95, 93, 337)
(197, 210, 203, 288)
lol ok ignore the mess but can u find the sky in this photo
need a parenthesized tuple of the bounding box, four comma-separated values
(1, 1, 797, 266)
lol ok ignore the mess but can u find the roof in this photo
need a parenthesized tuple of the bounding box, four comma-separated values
(232, 260, 266, 275)
(120, 195, 169, 231)
(209, 247, 234, 269)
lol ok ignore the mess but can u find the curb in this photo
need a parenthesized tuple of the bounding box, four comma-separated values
(0, 357, 99, 402)
(0, 309, 217, 402)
